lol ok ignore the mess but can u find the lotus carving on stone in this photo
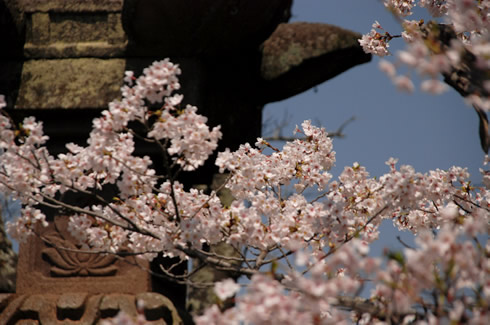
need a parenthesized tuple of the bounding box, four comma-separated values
(41, 216, 118, 277)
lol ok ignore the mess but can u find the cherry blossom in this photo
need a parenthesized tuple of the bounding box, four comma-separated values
(394, 74, 416, 92)
(384, 0, 417, 17)
(214, 278, 240, 301)
(360, 0, 490, 109)
(358, 21, 392, 57)
(0, 55, 488, 324)
(5, 207, 47, 243)
(419, 0, 448, 17)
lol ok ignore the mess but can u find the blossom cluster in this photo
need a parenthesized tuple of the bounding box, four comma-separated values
(360, 0, 490, 109)
(197, 212, 489, 324)
(385, 0, 416, 17)
(358, 21, 392, 57)
(211, 118, 487, 323)
(0, 57, 488, 323)
(0, 59, 221, 251)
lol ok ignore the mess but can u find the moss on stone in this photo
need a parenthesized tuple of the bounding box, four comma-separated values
(261, 22, 363, 80)
(16, 58, 125, 109)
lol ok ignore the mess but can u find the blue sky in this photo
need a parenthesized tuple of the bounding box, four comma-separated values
(263, 1, 484, 253)
(265, 1, 483, 183)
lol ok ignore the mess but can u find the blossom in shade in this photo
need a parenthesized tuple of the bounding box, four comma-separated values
(214, 278, 240, 301)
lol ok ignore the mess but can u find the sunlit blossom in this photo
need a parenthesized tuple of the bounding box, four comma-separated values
(0, 53, 488, 324)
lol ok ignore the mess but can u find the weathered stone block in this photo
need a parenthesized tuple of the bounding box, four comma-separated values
(23, 41, 127, 58)
(261, 22, 364, 80)
(16, 216, 151, 295)
(22, 2, 127, 59)
(0, 293, 182, 324)
(100, 294, 137, 318)
(49, 12, 108, 43)
(15, 58, 124, 109)
(21, 0, 123, 13)
(107, 13, 125, 44)
(137, 292, 182, 323)
(57, 292, 87, 309)
(29, 12, 50, 45)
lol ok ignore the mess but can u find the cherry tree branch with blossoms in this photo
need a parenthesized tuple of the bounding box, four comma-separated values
(0, 57, 488, 324)
(359, 0, 490, 152)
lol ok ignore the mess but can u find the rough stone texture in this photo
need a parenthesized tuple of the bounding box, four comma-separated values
(24, 40, 127, 58)
(21, 0, 123, 13)
(0, 292, 182, 324)
(0, 213, 17, 293)
(15, 58, 125, 109)
(29, 12, 50, 44)
(16, 216, 151, 295)
(23, 5, 126, 58)
(57, 292, 87, 309)
(262, 22, 363, 80)
(0, 294, 13, 310)
(100, 294, 137, 317)
(259, 22, 371, 103)
(50, 13, 110, 42)
(0, 294, 25, 324)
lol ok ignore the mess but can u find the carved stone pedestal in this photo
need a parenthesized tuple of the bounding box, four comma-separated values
(16, 216, 150, 295)
(1, 292, 182, 324)
(0, 216, 182, 324)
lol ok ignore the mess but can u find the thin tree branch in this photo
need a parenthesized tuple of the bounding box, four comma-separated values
(264, 116, 356, 142)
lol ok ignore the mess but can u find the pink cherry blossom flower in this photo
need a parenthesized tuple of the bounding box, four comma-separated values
(420, 79, 448, 94)
(378, 60, 397, 78)
(419, 0, 449, 17)
(361, 0, 489, 110)
(384, 0, 416, 17)
(359, 22, 391, 57)
(394, 75, 415, 92)
(214, 278, 240, 301)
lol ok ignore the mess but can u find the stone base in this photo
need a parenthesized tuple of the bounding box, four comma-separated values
(0, 292, 183, 324)
(16, 216, 152, 295)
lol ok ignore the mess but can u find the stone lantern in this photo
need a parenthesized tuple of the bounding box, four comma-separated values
(0, 1, 370, 323)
